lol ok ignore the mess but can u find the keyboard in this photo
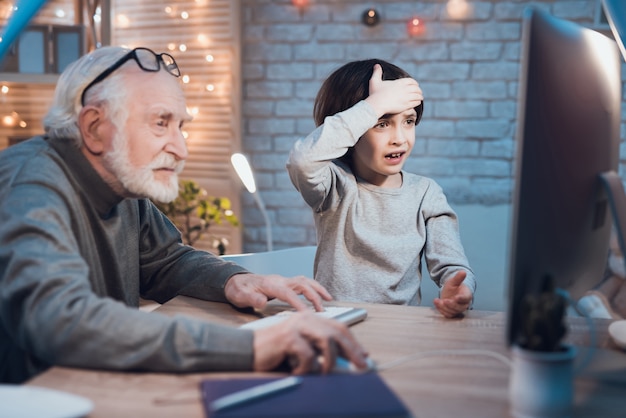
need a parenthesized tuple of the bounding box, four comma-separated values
(239, 306, 368, 330)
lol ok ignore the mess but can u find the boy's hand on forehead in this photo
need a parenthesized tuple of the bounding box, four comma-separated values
(365, 63, 423, 118)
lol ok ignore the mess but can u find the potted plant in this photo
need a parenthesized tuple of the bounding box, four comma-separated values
(509, 276, 575, 418)
(154, 179, 239, 255)
(516, 277, 568, 352)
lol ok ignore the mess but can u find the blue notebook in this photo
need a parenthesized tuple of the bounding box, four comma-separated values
(200, 373, 411, 418)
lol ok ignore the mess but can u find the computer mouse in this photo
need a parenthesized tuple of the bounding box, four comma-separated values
(608, 319, 626, 350)
(331, 356, 377, 374)
(285, 355, 377, 374)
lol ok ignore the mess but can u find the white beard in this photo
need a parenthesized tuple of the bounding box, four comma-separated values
(103, 131, 184, 203)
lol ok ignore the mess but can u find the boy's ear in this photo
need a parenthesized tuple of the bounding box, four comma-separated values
(79, 106, 106, 155)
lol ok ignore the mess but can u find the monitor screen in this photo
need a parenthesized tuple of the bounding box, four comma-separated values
(506, 8, 622, 347)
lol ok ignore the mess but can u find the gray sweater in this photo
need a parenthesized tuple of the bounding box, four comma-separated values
(287, 101, 476, 305)
(0, 136, 254, 383)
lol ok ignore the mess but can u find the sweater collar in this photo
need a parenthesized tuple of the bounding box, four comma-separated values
(48, 136, 124, 217)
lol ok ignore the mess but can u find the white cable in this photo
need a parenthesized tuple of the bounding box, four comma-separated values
(377, 348, 513, 372)
(562, 289, 598, 376)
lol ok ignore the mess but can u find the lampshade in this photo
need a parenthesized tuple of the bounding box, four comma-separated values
(230, 152, 273, 251)
(0, 0, 48, 60)
(231, 153, 256, 194)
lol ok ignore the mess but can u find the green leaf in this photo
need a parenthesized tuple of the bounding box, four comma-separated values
(151, 178, 239, 248)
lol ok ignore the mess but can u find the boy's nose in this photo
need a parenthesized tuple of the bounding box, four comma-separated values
(391, 130, 407, 145)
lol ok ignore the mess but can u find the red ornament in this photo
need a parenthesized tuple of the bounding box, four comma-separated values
(407, 16, 425, 36)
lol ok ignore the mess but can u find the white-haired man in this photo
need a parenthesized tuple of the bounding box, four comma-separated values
(0, 46, 368, 383)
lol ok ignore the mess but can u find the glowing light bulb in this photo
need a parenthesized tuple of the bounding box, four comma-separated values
(0, 3, 14, 20)
(362, 8, 380, 26)
(116, 14, 130, 28)
(446, 0, 471, 19)
(197, 34, 209, 46)
(179, 44, 187, 52)
(407, 16, 425, 36)
(182, 75, 190, 84)
(1, 85, 9, 94)
(206, 84, 215, 92)
(181, 11, 189, 19)
(2, 111, 19, 127)
(205, 54, 214, 63)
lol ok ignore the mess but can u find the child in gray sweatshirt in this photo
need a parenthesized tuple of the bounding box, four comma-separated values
(287, 59, 476, 318)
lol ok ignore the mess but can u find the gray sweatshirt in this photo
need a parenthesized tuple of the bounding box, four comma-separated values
(0, 136, 254, 383)
(287, 101, 476, 305)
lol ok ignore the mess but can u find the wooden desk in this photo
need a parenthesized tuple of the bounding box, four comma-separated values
(27, 296, 626, 418)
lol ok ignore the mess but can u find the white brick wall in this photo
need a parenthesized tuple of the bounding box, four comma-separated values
(240, 0, 624, 252)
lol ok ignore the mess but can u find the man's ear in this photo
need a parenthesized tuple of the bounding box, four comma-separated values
(79, 106, 106, 155)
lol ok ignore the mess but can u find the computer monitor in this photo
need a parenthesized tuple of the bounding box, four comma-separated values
(506, 8, 623, 347)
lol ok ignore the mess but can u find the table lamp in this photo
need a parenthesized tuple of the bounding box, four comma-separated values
(231, 153, 273, 252)
(603, 0, 626, 62)
(0, 0, 48, 61)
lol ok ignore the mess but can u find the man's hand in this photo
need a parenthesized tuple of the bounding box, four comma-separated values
(433, 270, 473, 318)
(365, 63, 423, 118)
(224, 273, 332, 312)
(253, 312, 369, 374)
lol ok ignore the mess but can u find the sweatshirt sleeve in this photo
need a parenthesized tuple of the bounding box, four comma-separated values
(136, 199, 249, 304)
(286, 100, 378, 210)
(421, 181, 477, 295)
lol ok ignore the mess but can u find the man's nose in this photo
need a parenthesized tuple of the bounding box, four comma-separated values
(165, 130, 189, 160)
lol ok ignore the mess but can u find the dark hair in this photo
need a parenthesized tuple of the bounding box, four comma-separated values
(313, 58, 424, 127)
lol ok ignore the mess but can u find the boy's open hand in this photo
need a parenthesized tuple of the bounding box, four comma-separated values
(433, 270, 473, 318)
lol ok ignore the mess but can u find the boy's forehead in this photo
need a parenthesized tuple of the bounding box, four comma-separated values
(380, 109, 418, 119)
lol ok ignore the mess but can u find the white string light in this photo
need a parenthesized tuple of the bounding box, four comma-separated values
(1, 1, 220, 140)
(446, 0, 472, 19)
(115, 14, 130, 29)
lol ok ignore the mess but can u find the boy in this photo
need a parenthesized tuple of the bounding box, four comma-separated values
(287, 59, 475, 318)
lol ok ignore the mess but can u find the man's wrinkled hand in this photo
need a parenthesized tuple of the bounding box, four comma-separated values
(225, 273, 332, 312)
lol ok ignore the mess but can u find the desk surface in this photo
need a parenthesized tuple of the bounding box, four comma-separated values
(27, 296, 626, 418)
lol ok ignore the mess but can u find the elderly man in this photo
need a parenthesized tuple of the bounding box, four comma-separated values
(0, 46, 367, 383)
